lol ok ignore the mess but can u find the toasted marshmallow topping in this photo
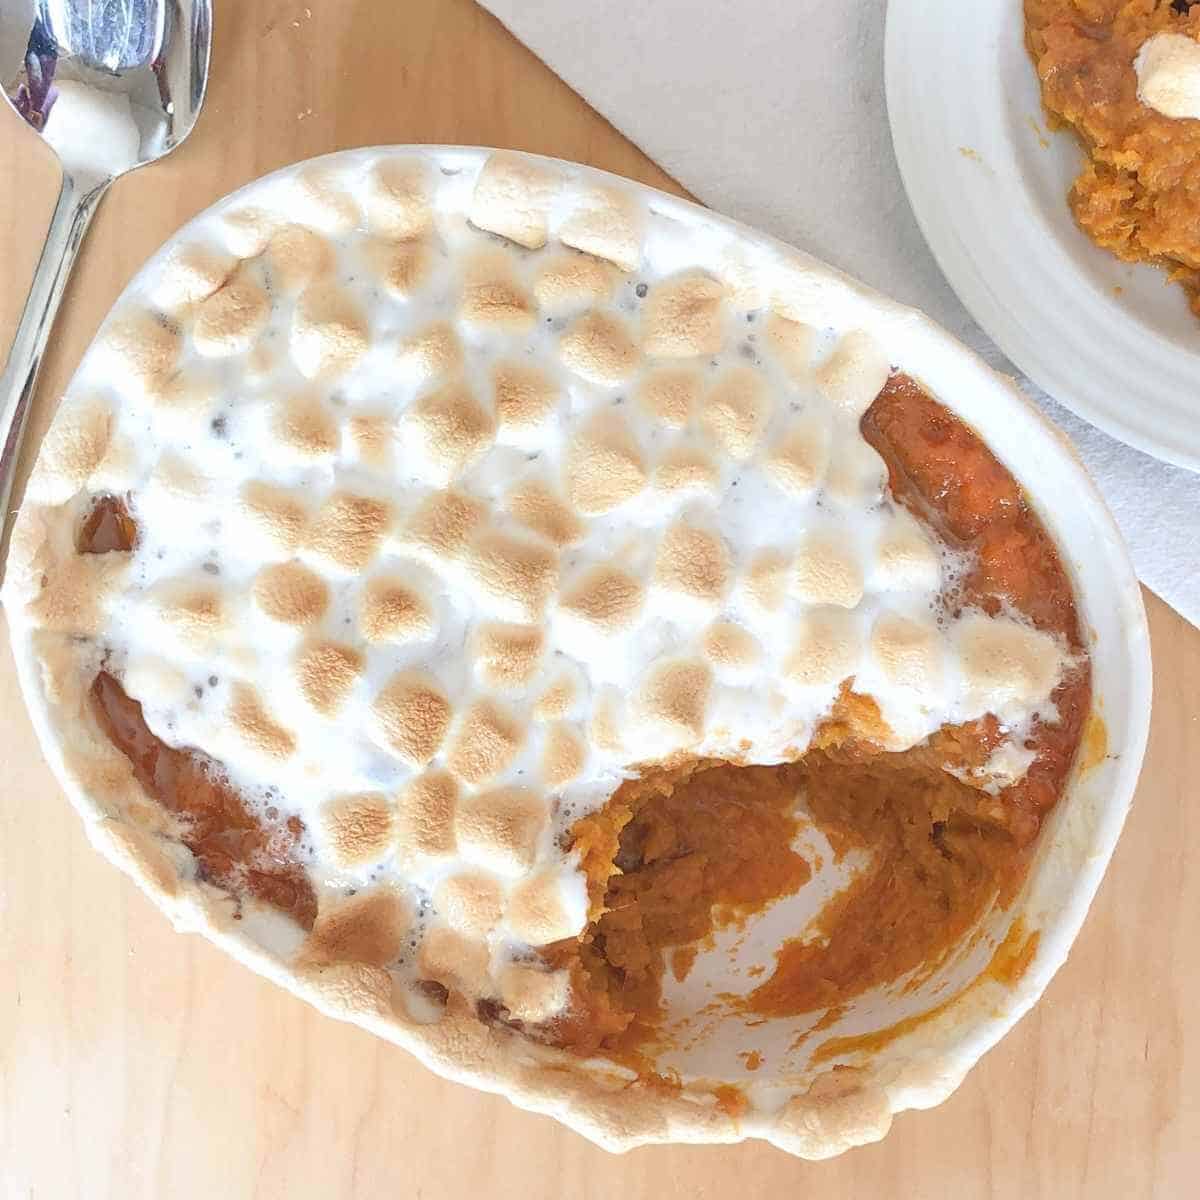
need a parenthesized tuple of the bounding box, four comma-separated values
(1135, 32, 1200, 120)
(12, 149, 1073, 1024)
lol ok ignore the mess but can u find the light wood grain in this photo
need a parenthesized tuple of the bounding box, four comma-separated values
(0, 1, 1196, 1196)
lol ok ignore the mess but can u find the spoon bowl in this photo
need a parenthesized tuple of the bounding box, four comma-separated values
(2, 0, 210, 184)
(0, 0, 211, 535)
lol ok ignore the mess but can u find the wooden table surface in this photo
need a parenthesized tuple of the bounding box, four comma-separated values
(1, 2, 1196, 1196)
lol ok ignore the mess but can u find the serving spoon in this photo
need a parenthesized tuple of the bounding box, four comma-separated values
(0, 0, 211, 532)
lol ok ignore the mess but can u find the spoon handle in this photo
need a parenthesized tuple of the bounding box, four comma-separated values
(0, 169, 111, 533)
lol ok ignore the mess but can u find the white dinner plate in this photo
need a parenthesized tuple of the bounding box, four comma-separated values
(885, 0, 1200, 471)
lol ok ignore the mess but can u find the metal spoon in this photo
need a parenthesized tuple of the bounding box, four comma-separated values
(0, 0, 211, 528)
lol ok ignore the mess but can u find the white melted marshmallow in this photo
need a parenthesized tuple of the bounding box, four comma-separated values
(1135, 31, 1200, 121)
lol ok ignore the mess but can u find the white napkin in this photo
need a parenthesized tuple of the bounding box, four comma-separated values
(480, 0, 1200, 627)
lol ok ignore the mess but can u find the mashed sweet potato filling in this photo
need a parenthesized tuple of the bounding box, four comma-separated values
(535, 721, 1036, 1059)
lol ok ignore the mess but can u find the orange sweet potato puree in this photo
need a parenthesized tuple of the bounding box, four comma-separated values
(532, 374, 1090, 1062)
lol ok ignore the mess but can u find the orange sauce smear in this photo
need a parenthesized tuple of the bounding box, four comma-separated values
(810, 917, 1041, 1065)
(713, 1084, 750, 1119)
(78, 495, 138, 555)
